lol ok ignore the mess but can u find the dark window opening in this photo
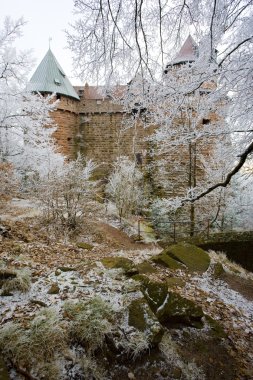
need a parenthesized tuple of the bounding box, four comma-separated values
(203, 118, 210, 125)
(131, 103, 147, 116)
(67, 137, 72, 141)
(56, 94, 61, 100)
(199, 89, 211, 95)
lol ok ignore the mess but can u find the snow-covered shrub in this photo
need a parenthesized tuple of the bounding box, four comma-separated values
(1, 268, 31, 293)
(106, 156, 146, 219)
(0, 322, 31, 368)
(64, 296, 113, 353)
(0, 17, 64, 190)
(34, 155, 96, 229)
(150, 197, 183, 238)
(120, 330, 150, 359)
(29, 308, 67, 361)
(0, 308, 67, 378)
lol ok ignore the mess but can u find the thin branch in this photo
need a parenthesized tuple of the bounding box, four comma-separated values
(219, 36, 253, 67)
(185, 139, 253, 203)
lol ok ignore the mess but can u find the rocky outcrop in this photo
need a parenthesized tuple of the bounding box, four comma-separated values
(101, 257, 138, 276)
(160, 243, 210, 273)
(133, 275, 204, 328)
(152, 252, 185, 270)
(128, 298, 164, 344)
(156, 292, 204, 328)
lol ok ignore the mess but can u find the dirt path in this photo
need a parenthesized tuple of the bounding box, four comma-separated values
(95, 222, 159, 250)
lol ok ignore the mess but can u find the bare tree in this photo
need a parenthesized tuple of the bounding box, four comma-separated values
(0, 17, 63, 181)
(67, 0, 253, 202)
(34, 156, 96, 230)
(105, 157, 146, 220)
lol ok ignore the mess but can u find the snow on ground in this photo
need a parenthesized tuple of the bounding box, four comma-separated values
(191, 271, 253, 320)
(0, 198, 42, 221)
(111, 247, 161, 264)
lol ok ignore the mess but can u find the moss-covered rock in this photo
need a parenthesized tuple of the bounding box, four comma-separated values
(47, 283, 60, 294)
(57, 266, 77, 272)
(156, 292, 204, 328)
(77, 242, 94, 250)
(163, 243, 210, 273)
(152, 252, 185, 270)
(205, 316, 227, 338)
(212, 262, 225, 278)
(131, 274, 148, 283)
(101, 257, 138, 276)
(128, 298, 164, 344)
(133, 276, 168, 314)
(143, 281, 168, 314)
(166, 277, 185, 288)
(136, 261, 157, 274)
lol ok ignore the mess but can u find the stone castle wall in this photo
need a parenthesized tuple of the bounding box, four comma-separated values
(51, 96, 79, 158)
(50, 86, 219, 191)
(50, 91, 152, 172)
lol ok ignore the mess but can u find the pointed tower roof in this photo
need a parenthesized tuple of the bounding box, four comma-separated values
(27, 49, 79, 100)
(172, 35, 199, 65)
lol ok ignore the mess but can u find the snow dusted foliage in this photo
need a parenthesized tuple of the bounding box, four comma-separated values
(0, 17, 64, 181)
(105, 156, 146, 219)
(223, 173, 253, 230)
(34, 156, 96, 229)
(68, 0, 253, 201)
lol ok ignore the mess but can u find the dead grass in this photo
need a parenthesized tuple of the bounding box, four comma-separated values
(0, 307, 68, 379)
(1, 268, 31, 293)
(208, 250, 253, 281)
(64, 297, 113, 353)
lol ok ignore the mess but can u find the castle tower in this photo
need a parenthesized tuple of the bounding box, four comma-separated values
(159, 35, 221, 235)
(164, 34, 198, 73)
(28, 49, 80, 157)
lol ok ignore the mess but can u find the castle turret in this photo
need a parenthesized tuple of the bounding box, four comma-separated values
(28, 49, 80, 157)
(28, 48, 79, 100)
(164, 35, 199, 73)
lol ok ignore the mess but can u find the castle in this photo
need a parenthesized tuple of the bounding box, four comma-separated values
(28, 36, 219, 203)
(27, 46, 151, 174)
(27, 35, 223, 234)
(28, 36, 213, 173)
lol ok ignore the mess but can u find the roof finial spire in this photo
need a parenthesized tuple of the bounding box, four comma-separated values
(49, 37, 52, 49)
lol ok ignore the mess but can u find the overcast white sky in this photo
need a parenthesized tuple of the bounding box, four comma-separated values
(1, 0, 82, 85)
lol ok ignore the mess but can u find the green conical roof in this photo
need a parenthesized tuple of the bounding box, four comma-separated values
(27, 49, 79, 100)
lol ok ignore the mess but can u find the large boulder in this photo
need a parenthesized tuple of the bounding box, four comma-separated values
(156, 292, 204, 328)
(132, 275, 204, 328)
(128, 298, 164, 344)
(142, 280, 168, 314)
(132, 275, 168, 314)
(152, 252, 185, 270)
(163, 243, 210, 273)
(136, 261, 157, 274)
(101, 257, 138, 276)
